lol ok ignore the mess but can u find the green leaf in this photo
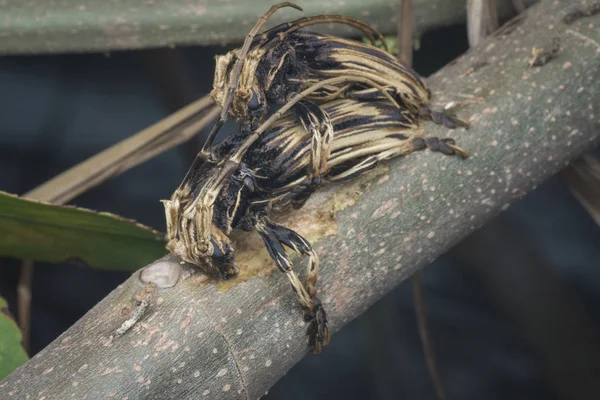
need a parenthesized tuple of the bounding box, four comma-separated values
(0, 191, 167, 271)
(0, 297, 28, 380)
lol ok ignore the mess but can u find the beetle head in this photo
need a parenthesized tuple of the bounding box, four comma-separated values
(166, 221, 238, 280)
(211, 50, 267, 128)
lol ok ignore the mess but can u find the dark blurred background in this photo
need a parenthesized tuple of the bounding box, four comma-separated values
(1, 20, 600, 400)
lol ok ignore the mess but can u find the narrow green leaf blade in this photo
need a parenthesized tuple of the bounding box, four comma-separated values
(0, 297, 28, 380)
(0, 191, 167, 271)
(0, 0, 535, 55)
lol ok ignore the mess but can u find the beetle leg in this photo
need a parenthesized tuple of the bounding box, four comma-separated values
(294, 100, 333, 178)
(411, 137, 470, 158)
(420, 106, 471, 130)
(345, 85, 470, 130)
(255, 218, 330, 354)
(286, 177, 320, 209)
(327, 134, 468, 182)
(236, 203, 265, 231)
(292, 100, 332, 207)
(261, 218, 320, 298)
(161, 186, 189, 243)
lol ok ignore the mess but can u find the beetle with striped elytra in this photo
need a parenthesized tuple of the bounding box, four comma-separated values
(162, 97, 468, 353)
(162, 3, 469, 353)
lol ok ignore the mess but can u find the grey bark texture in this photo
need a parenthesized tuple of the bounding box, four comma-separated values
(1, 0, 599, 398)
(0, 0, 535, 55)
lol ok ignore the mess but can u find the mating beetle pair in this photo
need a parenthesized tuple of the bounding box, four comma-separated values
(163, 2, 468, 353)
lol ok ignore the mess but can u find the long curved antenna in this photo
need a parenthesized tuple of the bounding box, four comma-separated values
(201, 2, 303, 157)
(256, 15, 389, 52)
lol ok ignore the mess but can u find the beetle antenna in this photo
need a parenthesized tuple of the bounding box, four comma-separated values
(201, 2, 303, 157)
(257, 15, 389, 52)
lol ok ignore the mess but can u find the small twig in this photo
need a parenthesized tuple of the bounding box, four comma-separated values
(487, 0, 499, 32)
(412, 273, 445, 400)
(398, 0, 413, 65)
(17, 260, 34, 353)
(466, 0, 498, 45)
(467, 0, 486, 47)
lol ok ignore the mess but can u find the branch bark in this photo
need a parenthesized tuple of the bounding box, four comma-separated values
(0, 0, 535, 55)
(1, 0, 599, 398)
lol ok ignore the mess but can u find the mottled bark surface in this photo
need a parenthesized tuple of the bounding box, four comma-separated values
(0, 0, 534, 55)
(1, 0, 599, 398)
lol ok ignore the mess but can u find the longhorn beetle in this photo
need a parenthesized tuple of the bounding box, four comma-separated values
(204, 2, 468, 204)
(163, 96, 468, 353)
(169, 2, 463, 258)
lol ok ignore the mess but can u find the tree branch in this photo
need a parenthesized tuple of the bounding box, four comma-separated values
(1, 0, 598, 398)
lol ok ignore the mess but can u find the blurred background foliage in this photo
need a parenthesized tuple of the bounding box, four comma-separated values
(1, 1, 600, 399)
(0, 296, 28, 380)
